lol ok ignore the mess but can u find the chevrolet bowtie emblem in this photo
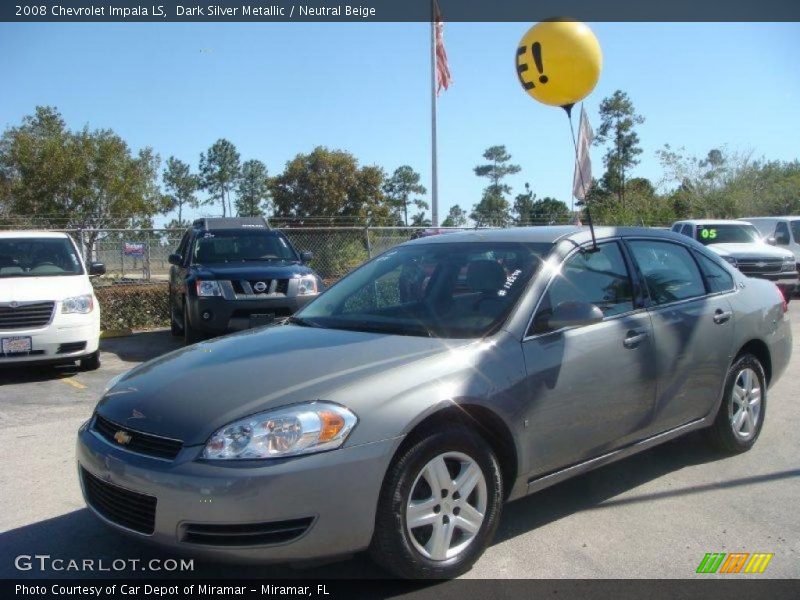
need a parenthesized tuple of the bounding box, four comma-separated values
(114, 430, 132, 445)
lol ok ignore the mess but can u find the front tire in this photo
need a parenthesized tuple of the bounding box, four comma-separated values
(707, 353, 766, 453)
(169, 298, 181, 337)
(79, 351, 101, 371)
(183, 303, 202, 345)
(370, 426, 503, 579)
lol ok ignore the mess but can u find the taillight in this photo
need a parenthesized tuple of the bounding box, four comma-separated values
(774, 283, 789, 314)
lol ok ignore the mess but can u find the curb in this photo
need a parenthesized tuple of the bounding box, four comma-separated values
(100, 329, 133, 339)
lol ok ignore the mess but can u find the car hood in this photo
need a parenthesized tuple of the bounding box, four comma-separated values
(0, 274, 90, 303)
(96, 324, 473, 446)
(707, 243, 793, 259)
(191, 262, 315, 280)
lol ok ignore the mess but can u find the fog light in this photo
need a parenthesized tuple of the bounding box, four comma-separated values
(202, 311, 212, 320)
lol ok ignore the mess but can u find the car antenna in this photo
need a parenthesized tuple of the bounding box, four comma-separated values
(565, 103, 599, 253)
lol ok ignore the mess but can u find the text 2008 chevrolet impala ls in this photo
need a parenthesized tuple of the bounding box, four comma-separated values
(77, 227, 791, 579)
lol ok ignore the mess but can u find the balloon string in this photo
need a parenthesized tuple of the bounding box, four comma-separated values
(567, 105, 598, 251)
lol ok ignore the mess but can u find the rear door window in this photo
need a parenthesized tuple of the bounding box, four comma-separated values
(628, 240, 706, 305)
(694, 252, 735, 294)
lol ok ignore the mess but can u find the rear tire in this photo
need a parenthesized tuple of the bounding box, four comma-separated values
(183, 304, 202, 345)
(79, 351, 101, 371)
(707, 353, 766, 453)
(369, 425, 503, 579)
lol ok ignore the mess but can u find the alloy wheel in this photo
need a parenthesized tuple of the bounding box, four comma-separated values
(729, 367, 762, 440)
(405, 451, 487, 561)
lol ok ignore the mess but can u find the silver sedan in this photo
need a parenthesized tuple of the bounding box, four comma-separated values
(77, 226, 791, 578)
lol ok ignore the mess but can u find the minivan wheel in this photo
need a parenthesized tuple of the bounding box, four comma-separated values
(370, 426, 503, 579)
(183, 305, 202, 345)
(79, 351, 101, 371)
(707, 353, 766, 453)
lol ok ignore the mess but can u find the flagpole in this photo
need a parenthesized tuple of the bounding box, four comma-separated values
(430, 2, 439, 227)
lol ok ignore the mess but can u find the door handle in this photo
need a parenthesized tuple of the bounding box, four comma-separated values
(713, 309, 733, 324)
(623, 330, 648, 349)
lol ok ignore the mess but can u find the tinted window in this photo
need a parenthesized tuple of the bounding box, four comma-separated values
(530, 242, 633, 334)
(629, 240, 705, 305)
(298, 242, 551, 339)
(695, 252, 734, 294)
(680, 224, 693, 237)
(775, 221, 791, 245)
(192, 230, 298, 264)
(0, 237, 83, 278)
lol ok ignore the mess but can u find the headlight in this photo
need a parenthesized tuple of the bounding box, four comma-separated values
(196, 280, 222, 297)
(297, 275, 318, 296)
(62, 294, 94, 314)
(782, 256, 796, 272)
(720, 255, 737, 267)
(203, 402, 357, 460)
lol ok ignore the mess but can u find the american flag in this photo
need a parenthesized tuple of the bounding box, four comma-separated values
(572, 105, 594, 201)
(434, 0, 451, 95)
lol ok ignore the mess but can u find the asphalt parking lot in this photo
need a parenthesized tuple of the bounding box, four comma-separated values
(1, 307, 798, 580)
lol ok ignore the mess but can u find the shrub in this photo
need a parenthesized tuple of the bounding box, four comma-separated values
(94, 282, 170, 331)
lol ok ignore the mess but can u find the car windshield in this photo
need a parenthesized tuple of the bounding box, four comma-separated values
(295, 241, 552, 339)
(0, 237, 84, 278)
(695, 224, 761, 245)
(192, 230, 298, 264)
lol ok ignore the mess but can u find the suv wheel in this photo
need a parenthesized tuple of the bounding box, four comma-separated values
(170, 299, 182, 337)
(183, 304, 202, 345)
(79, 351, 101, 371)
(370, 426, 503, 579)
(707, 353, 766, 453)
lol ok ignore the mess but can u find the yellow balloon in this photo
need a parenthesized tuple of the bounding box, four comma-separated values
(515, 20, 602, 108)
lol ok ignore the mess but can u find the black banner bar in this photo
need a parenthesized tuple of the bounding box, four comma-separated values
(2, 0, 800, 23)
(4, 579, 800, 600)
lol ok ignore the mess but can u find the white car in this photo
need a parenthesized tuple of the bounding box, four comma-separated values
(671, 219, 798, 299)
(740, 216, 800, 267)
(0, 231, 105, 369)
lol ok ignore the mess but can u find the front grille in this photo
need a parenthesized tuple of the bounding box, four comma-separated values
(737, 257, 783, 275)
(181, 517, 314, 546)
(57, 341, 87, 354)
(81, 467, 157, 535)
(93, 414, 183, 460)
(232, 279, 289, 296)
(0, 301, 55, 330)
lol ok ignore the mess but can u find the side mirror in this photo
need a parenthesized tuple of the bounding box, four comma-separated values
(168, 253, 183, 266)
(300, 251, 314, 263)
(765, 237, 777, 246)
(548, 301, 604, 331)
(89, 262, 106, 276)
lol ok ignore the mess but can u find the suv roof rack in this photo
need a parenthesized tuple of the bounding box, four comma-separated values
(192, 217, 270, 231)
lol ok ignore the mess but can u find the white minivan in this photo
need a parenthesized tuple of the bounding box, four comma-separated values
(0, 232, 105, 370)
(740, 216, 800, 268)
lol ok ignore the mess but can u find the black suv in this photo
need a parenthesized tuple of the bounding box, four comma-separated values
(168, 217, 323, 343)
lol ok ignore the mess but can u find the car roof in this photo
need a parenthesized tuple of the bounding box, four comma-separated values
(402, 225, 686, 246)
(0, 231, 71, 239)
(675, 219, 754, 226)
(741, 216, 800, 221)
(192, 217, 270, 231)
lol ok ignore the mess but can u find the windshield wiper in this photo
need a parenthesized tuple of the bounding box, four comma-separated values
(288, 315, 322, 328)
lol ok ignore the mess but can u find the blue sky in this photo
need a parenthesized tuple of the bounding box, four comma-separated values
(1, 22, 799, 225)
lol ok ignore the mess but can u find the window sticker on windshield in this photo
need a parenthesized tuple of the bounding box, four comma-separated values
(700, 228, 717, 240)
(498, 269, 523, 297)
(202, 232, 215, 238)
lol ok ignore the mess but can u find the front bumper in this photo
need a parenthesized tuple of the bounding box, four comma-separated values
(76, 418, 399, 562)
(187, 295, 317, 334)
(0, 316, 99, 366)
